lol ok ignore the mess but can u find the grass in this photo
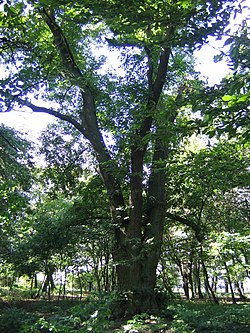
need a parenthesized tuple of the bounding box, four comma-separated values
(0, 293, 249, 333)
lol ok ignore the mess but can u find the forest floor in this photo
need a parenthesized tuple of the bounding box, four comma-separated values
(0, 294, 250, 333)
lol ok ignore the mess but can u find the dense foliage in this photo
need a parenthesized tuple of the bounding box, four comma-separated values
(0, 125, 34, 266)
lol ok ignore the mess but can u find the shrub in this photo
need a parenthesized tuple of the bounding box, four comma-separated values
(0, 307, 37, 333)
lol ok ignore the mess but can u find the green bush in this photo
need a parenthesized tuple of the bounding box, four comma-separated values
(20, 316, 81, 333)
(0, 307, 37, 333)
(19, 293, 116, 333)
(168, 302, 250, 333)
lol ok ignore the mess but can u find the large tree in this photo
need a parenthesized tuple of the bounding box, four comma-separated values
(0, 0, 241, 313)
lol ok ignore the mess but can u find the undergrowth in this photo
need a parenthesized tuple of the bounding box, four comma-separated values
(0, 293, 249, 333)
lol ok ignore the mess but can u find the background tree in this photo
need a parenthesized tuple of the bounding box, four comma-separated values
(0, 125, 33, 269)
(162, 138, 249, 302)
(192, 19, 250, 141)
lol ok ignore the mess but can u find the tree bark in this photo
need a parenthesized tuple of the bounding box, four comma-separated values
(139, 136, 168, 312)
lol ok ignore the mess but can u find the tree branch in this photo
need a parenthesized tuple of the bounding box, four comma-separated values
(22, 5, 136, 226)
(0, 130, 18, 152)
(40, 8, 84, 82)
(166, 212, 203, 242)
(152, 47, 171, 102)
(139, 46, 172, 139)
(38, 7, 104, 151)
(15, 97, 84, 133)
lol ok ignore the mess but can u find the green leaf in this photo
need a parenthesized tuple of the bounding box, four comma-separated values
(237, 94, 249, 103)
(222, 95, 233, 102)
(213, 54, 223, 63)
(223, 37, 234, 46)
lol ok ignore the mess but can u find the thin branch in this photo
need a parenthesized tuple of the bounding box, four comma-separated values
(166, 212, 203, 241)
(197, 196, 209, 223)
(0, 130, 18, 152)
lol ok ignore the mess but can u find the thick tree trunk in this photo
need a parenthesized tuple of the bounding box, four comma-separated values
(139, 137, 167, 312)
(110, 135, 167, 316)
(112, 215, 163, 314)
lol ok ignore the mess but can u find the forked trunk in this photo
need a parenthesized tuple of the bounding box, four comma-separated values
(111, 138, 167, 316)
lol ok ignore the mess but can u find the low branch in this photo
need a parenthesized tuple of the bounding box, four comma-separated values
(15, 97, 84, 134)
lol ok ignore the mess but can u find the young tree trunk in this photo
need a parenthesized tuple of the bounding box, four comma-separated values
(223, 261, 237, 304)
(63, 269, 67, 299)
(201, 259, 219, 304)
(77, 270, 83, 300)
(159, 259, 173, 294)
(42, 263, 56, 294)
(225, 280, 229, 293)
(178, 261, 190, 299)
(231, 257, 247, 300)
(211, 276, 218, 293)
(183, 271, 190, 300)
(34, 273, 38, 289)
(57, 276, 63, 301)
(194, 261, 203, 299)
(236, 281, 246, 300)
(31, 273, 38, 290)
(111, 266, 116, 291)
(188, 261, 195, 299)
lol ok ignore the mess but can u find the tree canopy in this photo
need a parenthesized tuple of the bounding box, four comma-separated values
(0, 0, 249, 316)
